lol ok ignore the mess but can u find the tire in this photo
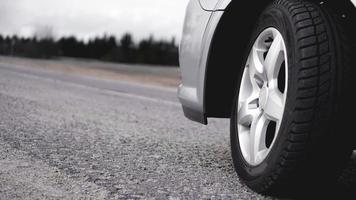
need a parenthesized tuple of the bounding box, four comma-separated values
(230, 0, 354, 195)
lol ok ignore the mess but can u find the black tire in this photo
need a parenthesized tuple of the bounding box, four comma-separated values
(230, 0, 355, 195)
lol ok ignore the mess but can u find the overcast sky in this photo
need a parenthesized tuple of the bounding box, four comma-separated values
(0, 0, 190, 41)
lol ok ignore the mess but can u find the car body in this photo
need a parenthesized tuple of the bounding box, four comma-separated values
(178, 0, 356, 124)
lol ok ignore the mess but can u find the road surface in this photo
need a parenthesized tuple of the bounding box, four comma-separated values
(0, 60, 355, 199)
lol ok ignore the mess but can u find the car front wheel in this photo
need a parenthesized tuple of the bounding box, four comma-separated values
(230, 0, 354, 195)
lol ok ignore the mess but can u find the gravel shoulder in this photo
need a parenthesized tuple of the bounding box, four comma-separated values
(0, 56, 180, 88)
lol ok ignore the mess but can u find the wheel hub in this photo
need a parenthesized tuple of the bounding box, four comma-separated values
(237, 28, 288, 166)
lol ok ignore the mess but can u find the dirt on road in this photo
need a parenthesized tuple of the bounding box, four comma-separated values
(0, 56, 181, 88)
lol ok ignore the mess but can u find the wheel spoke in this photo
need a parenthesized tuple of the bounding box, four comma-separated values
(264, 34, 284, 83)
(249, 114, 269, 164)
(264, 88, 284, 121)
(237, 95, 259, 126)
(249, 47, 266, 89)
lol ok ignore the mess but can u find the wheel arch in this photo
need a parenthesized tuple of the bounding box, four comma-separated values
(204, 0, 272, 118)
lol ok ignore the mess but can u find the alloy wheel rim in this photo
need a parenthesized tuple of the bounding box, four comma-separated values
(237, 28, 288, 166)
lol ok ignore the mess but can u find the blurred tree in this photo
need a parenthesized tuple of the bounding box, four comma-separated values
(59, 36, 80, 57)
(32, 26, 59, 58)
(119, 33, 135, 63)
(35, 26, 55, 40)
(0, 32, 179, 66)
(0, 35, 4, 54)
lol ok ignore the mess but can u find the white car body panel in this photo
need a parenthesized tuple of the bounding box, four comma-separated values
(179, 0, 227, 123)
(178, 0, 212, 115)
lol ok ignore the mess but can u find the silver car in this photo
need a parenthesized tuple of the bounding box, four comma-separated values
(178, 0, 356, 194)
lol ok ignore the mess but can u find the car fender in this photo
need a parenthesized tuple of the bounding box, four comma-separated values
(199, 0, 231, 11)
(196, 11, 225, 116)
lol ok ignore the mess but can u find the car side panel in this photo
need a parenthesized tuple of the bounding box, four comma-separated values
(178, 0, 228, 124)
(178, 0, 213, 123)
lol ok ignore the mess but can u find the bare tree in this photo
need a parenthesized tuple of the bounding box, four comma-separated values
(33, 25, 58, 58)
(34, 25, 55, 41)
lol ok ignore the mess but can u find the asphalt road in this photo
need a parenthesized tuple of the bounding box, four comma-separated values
(0, 63, 267, 199)
(0, 62, 355, 199)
